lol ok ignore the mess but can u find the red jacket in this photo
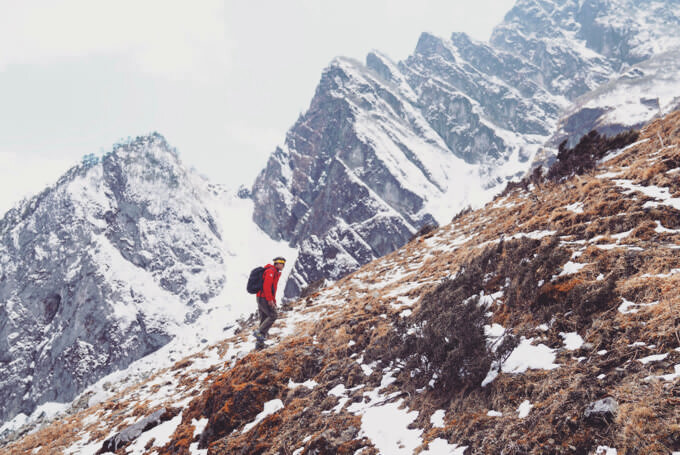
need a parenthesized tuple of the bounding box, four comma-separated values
(257, 264, 281, 302)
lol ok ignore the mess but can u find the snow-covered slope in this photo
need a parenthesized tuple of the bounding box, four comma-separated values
(5, 110, 679, 455)
(550, 48, 680, 149)
(253, 0, 680, 299)
(0, 134, 295, 429)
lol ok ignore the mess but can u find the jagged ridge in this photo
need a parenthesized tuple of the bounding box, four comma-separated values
(252, 0, 680, 299)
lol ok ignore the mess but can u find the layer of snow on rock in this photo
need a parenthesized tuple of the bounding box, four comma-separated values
(646, 364, 680, 382)
(502, 337, 559, 373)
(565, 202, 584, 213)
(288, 379, 318, 389)
(242, 399, 284, 433)
(127, 413, 183, 454)
(430, 410, 445, 428)
(596, 446, 618, 455)
(655, 221, 680, 234)
(192, 418, 208, 438)
(600, 140, 649, 163)
(614, 179, 680, 211)
(639, 353, 669, 364)
(510, 230, 557, 241)
(483, 337, 559, 386)
(559, 261, 587, 276)
(618, 299, 660, 314)
(642, 268, 680, 279)
(360, 400, 423, 454)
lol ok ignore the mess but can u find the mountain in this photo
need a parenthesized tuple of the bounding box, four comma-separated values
(0, 134, 294, 427)
(5, 109, 679, 454)
(251, 53, 533, 298)
(4, 0, 680, 443)
(491, 0, 680, 98)
(253, 0, 680, 299)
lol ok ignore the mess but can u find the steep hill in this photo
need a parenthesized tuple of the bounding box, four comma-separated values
(6, 110, 679, 454)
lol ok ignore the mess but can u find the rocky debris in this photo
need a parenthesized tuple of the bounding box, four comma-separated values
(68, 391, 95, 413)
(98, 407, 177, 454)
(584, 397, 619, 423)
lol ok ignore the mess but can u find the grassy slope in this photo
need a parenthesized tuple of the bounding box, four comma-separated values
(5, 111, 680, 455)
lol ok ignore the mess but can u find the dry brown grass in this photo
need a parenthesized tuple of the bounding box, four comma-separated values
(4, 110, 680, 455)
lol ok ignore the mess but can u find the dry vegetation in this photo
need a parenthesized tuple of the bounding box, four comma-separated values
(3, 112, 680, 454)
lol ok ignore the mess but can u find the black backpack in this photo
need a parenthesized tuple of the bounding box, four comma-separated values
(246, 266, 266, 294)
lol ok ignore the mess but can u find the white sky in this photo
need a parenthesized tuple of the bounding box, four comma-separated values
(0, 0, 515, 216)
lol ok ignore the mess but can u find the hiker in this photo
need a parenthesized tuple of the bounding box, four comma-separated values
(253, 257, 286, 348)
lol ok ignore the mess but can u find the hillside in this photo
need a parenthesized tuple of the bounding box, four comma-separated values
(4, 110, 679, 454)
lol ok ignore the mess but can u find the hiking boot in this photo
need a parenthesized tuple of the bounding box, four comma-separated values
(255, 340, 266, 350)
(253, 329, 264, 342)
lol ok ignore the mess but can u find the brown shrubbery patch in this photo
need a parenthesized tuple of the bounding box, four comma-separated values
(396, 283, 501, 393)
(546, 129, 640, 181)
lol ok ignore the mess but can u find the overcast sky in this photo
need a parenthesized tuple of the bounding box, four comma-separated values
(0, 0, 516, 215)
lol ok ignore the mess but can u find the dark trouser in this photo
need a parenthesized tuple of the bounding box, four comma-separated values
(256, 296, 277, 337)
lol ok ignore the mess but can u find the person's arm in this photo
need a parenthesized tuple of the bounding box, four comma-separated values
(262, 268, 276, 304)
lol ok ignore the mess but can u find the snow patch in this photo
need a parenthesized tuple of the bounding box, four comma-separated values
(639, 353, 669, 364)
(517, 400, 533, 418)
(420, 438, 468, 454)
(565, 202, 584, 213)
(430, 410, 445, 428)
(242, 399, 284, 433)
(560, 332, 584, 350)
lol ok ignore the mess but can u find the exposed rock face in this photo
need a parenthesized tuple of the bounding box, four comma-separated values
(0, 134, 225, 423)
(491, 0, 680, 99)
(99, 407, 176, 453)
(253, 0, 680, 298)
(496, 0, 680, 169)
(584, 397, 619, 422)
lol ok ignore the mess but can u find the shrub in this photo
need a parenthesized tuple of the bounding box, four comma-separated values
(451, 206, 472, 222)
(499, 128, 639, 196)
(547, 129, 639, 182)
(399, 283, 493, 392)
(410, 223, 438, 241)
(393, 245, 519, 392)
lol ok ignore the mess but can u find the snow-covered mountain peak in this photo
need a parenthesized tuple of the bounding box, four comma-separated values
(0, 134, 226, 425)
(413, 32, 459, 61)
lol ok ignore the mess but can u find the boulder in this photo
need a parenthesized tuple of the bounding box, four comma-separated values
(584, 397, 618, 422)
(97, 408, 175, 454)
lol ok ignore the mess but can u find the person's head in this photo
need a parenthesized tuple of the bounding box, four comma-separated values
(273, 257, 286, 271)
